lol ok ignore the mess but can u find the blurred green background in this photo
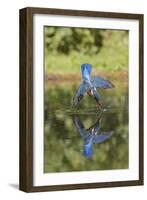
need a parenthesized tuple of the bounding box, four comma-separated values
(44, 27, 129, 173)
(45, 27, 128, 74)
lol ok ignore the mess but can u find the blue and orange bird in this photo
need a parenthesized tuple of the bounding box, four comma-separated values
(73, 63, 114, 109)
(73, 114, 113, 158)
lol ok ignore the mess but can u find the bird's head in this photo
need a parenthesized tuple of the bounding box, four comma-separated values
(81, 63, 92, 82)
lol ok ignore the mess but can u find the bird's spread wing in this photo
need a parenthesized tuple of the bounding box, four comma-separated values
(72, 115, 86, 138)
(93, 131, 113, 144)
(73, 81, 91, 105)
(91, 76, 114, 89)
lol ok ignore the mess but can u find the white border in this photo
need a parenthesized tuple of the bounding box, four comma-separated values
(33, 14, 139, 186)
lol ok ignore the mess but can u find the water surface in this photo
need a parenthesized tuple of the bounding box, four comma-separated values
(44, 77, 128, 173)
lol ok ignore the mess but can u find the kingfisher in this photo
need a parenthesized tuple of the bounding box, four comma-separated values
(73, 63, 114, 109)
(73, 114, 113, 158)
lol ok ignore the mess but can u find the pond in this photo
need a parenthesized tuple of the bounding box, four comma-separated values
(44, 75, 128, 173)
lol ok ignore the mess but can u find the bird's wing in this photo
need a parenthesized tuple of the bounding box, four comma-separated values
(91, 76, 114, 89)
(72, 115, 87, 138)
(93, 131, 113, 144)
(73, 81, 91, 106)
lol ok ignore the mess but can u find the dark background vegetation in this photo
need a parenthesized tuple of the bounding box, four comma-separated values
(45, 27, 128, 74)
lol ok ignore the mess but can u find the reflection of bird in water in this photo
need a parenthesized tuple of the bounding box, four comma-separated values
(73, 63, 114, 109)
(73, 113, 113, 158)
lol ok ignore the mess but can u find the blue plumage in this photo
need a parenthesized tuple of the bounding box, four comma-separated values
(81, 63, 92, 81)
(73, 63, 114, 108)
(83, 142, 93, 158)
(73, 114, 113, 158)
